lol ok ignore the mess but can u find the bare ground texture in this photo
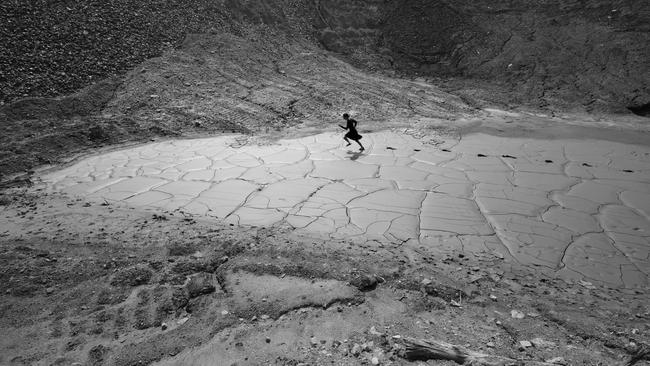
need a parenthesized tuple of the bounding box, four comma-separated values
(0, 26, 476, 183)
(2, 0, 650, 183)
(316, 0, 650, 114)
(1, 1, 650, 365)
(0, 191, 648, 365)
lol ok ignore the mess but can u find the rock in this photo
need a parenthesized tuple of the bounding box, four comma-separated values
(421, 278, 432, 286)
(87, 344, 109, 366)
(518, 340, 532, 350)
(510, 310, 525, 319)
(310, 337, 319, 347)
(362, 341, 374, 351)
(503, 279, 523, 292)
(110, 265, 153, 287)
(486, 341, 495, 347)
(463, 283, 478, 296)
(579, 280, 596, 289)
(339, 343, 349, 356)
(350, 274, 378, 291)
(369, 326, 383, 336)
(261, 314, 270, 320)
(489, 294, 498, 301)
(468, 274, 483, 283)
(161, 322, 168, 330)
(221, 310, 229, 315)
(488, 273, 501, 282)
(530, 337, 556, 348)
(45, 287, 55, 295)
(177, 317, 189, 325)
(351, 343, 362, 356)
(185, 273, 217, 298)
(545, 356, 566, 365)
(371, 356, 380, 365)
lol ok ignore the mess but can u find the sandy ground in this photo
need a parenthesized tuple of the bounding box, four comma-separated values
(1, 114, 649, 365)
(2, 4, 650, 363)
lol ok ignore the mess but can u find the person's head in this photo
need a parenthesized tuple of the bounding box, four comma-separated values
(342, 113, 349, 120)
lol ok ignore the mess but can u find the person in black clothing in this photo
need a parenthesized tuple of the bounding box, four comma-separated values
(339, 113, 365, 151)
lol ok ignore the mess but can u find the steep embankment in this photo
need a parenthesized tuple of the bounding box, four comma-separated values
(315, 0, 650, 114)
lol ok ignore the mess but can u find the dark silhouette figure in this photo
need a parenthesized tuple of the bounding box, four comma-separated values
(339, 113, 364, 151)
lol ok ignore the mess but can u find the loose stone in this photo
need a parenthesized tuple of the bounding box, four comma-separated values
(545, 357, 566, 364)
(511, 310, 525, 319)
(518, 340, 532, 350)
(351, 343, 362, 356)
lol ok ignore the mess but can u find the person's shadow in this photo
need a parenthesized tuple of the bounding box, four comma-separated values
(346, 150, 363, 161)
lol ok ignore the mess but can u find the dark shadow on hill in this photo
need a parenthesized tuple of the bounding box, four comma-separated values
(628, 102, 650, 117)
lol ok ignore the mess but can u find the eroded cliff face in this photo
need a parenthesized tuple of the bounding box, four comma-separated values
(316, 0, 650, 114)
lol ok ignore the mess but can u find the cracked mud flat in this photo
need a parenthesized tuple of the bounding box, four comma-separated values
(39, 131, 650, 288)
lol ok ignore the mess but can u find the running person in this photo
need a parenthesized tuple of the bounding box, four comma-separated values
(339, 113, 364, 151)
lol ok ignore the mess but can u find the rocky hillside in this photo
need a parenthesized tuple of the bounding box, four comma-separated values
(3, 0, 648, 113)
(0, 1, 476, 182)
(316, 0, 650, 114)
(0, 0, 317, 104)
(2, 0, 649, 183)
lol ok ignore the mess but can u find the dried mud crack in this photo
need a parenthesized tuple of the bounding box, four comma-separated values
(1, 1, 650, 365)
(0, 191, 648, 365)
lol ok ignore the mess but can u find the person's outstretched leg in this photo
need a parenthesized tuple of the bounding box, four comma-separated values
(357, 140, 365, 151)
